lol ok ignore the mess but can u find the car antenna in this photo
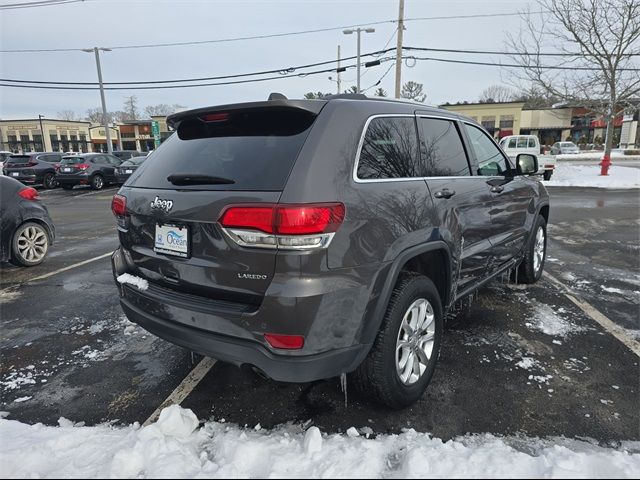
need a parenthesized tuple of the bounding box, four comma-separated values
(268, 92, 288, 101)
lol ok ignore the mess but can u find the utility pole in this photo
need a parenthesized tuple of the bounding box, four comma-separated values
(343, 27, 375, 94)
(394, 0, 405, 99)
(337, 45, 342, 94)
(83, 47, 113, 154)
(37, 114, 45, 151)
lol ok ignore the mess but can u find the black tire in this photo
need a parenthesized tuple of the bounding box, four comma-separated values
(351, 273, 443, 409)
(10, 222, 50, 267)
(516, 216, 547, 284)
(543, 170, 553, 181)
(91, 174, 104, 190)
(61, 184, 74, 190)
(43, 172, 58, 189)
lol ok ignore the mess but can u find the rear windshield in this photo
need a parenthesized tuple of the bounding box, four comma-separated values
(129, 108, 317, 191)
(61, 157, 85, 164)
(7, 155, 31, 164)
(122, 157, 146, 166)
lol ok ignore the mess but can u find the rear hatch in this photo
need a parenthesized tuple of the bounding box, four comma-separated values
(4, 155, 36, 176)
(119, 103, 323, 306)
(58, 156, 88, 174)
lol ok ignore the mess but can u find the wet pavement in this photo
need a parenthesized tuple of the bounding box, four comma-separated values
(1, 185, 638, 443)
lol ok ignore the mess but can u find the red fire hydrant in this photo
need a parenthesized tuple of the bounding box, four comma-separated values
(600, 153, 611, 176)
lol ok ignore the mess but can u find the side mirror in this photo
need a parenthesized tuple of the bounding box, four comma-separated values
(516, 153, 538, 176)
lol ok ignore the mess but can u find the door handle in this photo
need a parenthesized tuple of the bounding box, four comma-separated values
(490, 185, 505, 194)
(434, 189, 456, 199)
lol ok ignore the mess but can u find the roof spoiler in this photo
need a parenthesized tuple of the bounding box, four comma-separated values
(167, 99, 327, 130)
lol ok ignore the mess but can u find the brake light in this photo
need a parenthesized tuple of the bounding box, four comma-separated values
(111, 194, 127, 216)
(25, 162, 38, 168)
(77, 163, 90, 171)
(200, 112, 229, 122)
(264, 334, 305, 350)
(219, 203, 345, 250)
(18, 187, 39, 201)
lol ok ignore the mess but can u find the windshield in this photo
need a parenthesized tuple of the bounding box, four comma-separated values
(61, 157, 85, 164)
(130, 108, 317, 191)
(7, 155, 31, 164)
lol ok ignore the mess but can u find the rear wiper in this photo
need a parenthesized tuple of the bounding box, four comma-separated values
(167, 174, 235, 185)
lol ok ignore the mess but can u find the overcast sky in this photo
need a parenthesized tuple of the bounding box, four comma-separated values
(0, 0, 534, 119)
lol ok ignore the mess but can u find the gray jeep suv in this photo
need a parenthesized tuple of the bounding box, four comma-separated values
(111, 94, 549, 408)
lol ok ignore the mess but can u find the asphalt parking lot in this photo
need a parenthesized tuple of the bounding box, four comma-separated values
(1, 185, 638, 443)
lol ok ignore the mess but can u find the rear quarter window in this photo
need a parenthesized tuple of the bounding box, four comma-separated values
(129, 108, 317, 191)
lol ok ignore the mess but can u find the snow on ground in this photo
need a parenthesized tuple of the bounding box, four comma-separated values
(117, 273, 149, 291)
(556, 151, 640, 161)
(1, 405, 639, 479)
(545, 164, 640, 189)
(525, 302, 589, 339)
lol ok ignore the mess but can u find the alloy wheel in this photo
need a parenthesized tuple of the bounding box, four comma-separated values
(17, 225, 48, 263)
(395, 298, 436, 385)
(533, 226, 545, 273)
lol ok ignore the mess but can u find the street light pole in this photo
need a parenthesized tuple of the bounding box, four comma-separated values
(84, 47, 113, 154)
(343, 27, 375, 94)
(37, 114, 45, 151)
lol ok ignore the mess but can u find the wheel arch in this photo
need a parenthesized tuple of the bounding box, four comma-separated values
(360, 241, 453, 348)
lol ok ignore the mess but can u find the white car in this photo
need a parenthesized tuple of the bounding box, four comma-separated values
(0, 151, 14, 175)
(499, 135, 557, 181)
(550, 142, 580, 155)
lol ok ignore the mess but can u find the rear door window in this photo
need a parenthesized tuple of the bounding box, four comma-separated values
(130, 108, 317, 191)
(357, 117, 420, 179)
(517, 137, 528, 148)
(417, 117, 470, 177)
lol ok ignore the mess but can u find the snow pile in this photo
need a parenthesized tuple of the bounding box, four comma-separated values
(117, 273, 149, 291)
(1, 405, 640, 479)
(525, 303, 588, 339)
(545, 164, 640, 189)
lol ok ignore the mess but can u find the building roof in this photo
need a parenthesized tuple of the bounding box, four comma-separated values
(0, 118, 90, 125)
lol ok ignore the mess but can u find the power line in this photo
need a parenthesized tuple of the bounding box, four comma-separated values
(0, 48, 396, 86)
(404, 46, 640, 58)
(406, 55, 640, 72)
(0, 11, 548, 53)
(0, 0, 87, 10)
(0, 63, 364, 91)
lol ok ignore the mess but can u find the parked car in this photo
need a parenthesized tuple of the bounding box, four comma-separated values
(112, 150, 144, 161)
(115, 155, 147, 184)
(499, 135, 556, 181)
(0, 151, 14, 174)
(2, 152, 63, 189)
(56, 153, 122, 190)
(111, 94, 550, 409)
(0, 176, 55, 267)
(550, 141, 580, 155)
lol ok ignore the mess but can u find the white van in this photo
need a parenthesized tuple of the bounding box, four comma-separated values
(499, 135, 556, 181)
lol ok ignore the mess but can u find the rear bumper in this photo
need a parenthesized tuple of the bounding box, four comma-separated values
(111, 248, 372, 382)
(120, 298, 365, 382)
(56, 173, 89, 184)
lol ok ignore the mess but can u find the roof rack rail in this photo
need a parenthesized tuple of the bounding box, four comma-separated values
(325, 93, 368, 100)
(268, 92, 288, 101)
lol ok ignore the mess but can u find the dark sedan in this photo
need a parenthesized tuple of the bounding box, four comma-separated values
(115, 155, 147, 184)
(56, 153, 122, 190)
(0, 176, 55, 267)
(2, 152, 63, 189)
(112, 150, 144, 161)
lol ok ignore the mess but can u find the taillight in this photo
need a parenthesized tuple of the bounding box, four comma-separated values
(200, 112, 229, 122)
(111, 194, 127, 216)
(219, 203, 345, 250)
(264, 334, 305, 350)
(77, 163, 90, 171)
(18, 187, 39, 201)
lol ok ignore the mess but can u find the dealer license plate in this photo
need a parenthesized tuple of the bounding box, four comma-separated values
(154, 224, 189, 258)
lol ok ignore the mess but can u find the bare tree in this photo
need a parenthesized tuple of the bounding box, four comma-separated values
(85, 107, 115, 124)
(123, 95, 140, 120)
(400, 81, 427, 102)
(144, 104, 186, 116)
(57, 110, 80, 121)
(479, 85, 514, 103)
(506, 0, 640, 167)
(304, 92, 331, 99)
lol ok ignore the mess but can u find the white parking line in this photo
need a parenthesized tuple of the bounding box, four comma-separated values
(1, 252, 113, 290)
(143, 357, 217, 426)
(544, 271, 640, 358)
